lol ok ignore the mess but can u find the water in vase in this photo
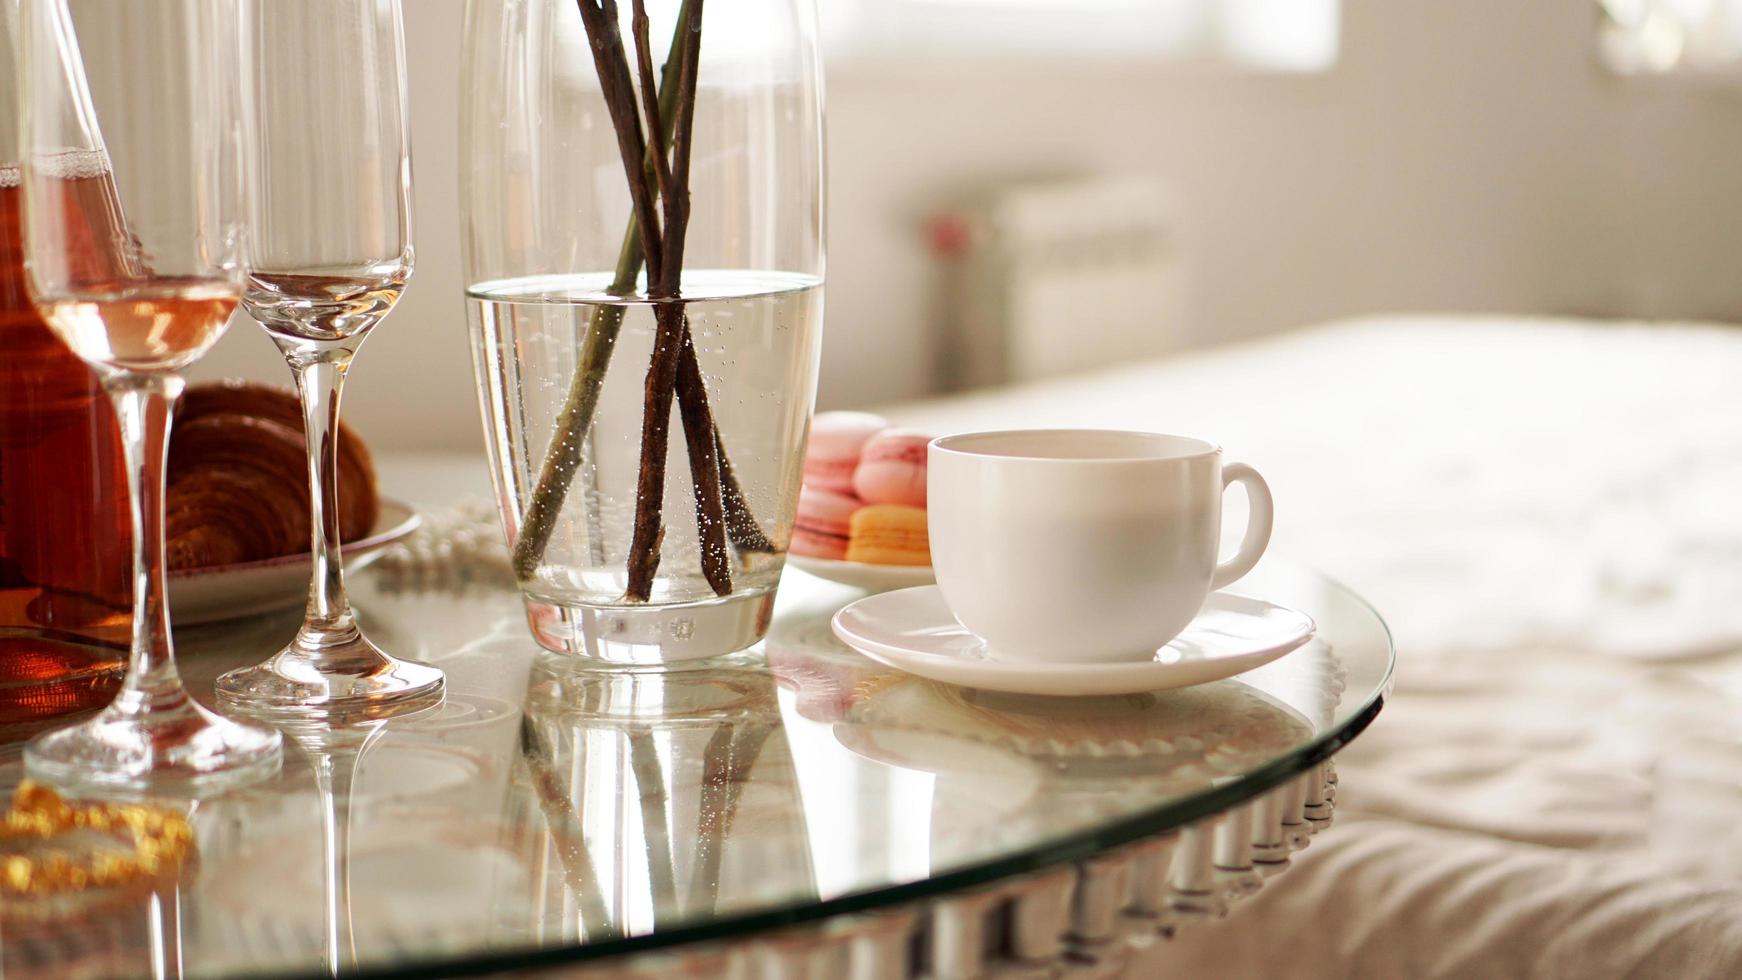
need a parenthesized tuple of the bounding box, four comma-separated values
(468, 269, 823, 662)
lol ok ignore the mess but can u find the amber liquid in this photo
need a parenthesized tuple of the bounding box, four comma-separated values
(0, 176, 130, 742)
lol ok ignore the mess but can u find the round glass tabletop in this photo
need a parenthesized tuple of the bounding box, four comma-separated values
(0, 559, 1392, 979)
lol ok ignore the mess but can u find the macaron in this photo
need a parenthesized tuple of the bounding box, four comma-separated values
(790, 485, 858, 560)
(803, 411, 888, 495)
(852, 429, 930, 508)
(846, 504, 930, 566)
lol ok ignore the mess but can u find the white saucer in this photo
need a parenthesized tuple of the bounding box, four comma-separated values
(789, 554, 935, 592)
(168, 499, 421, 626)
(831, 586, 1316, 696)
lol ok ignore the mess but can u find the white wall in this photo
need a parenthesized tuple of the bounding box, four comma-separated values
(192, 0, 1742, 448)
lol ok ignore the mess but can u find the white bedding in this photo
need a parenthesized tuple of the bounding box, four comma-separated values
(889, 316, 1742, 978)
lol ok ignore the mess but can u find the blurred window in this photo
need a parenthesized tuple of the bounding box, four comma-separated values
(1599, 0, 1742, 74)
(823, 0, 1339, 71)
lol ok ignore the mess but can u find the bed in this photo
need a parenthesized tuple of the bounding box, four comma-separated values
(887, 315, 1742, 978)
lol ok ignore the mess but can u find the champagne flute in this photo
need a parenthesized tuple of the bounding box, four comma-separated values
(18, 0, 281, 790)
(214, 0, 443, 721)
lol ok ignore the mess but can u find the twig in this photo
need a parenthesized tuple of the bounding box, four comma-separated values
(661, 0, 702, 271)
(573, 1, 664, 288)
(573, 0, 678, 600)
(625, 307, 685, 600)
(622, 0, 705, 601)
(518, 0, 763, 591)
(509, 1, 691, 581)
(716, 426, 774, 553)
(673, 326, 731, 594)
(630, 0, 673, 202)
(628, 0, 726, 596)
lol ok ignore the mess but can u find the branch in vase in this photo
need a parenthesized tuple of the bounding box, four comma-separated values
(573, 0, 684, 601)
(630, 0, 674, 202)
(659, 0, 702, 272)
(509, 299, 624, 581)
(625, 305, 687, 600)
(716, 426, 775, 553)
(674, 325, 732, 594)
(574, 0, 665, 286)
(509, 0, 691, 581)
(624, 0, 705, 601)
(630, 1, 728, 594)
(515, 0, 770, 590)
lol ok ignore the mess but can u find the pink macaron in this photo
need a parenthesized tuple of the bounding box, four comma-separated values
(803, 411, 888, 495)
(852, 429, 930, 508)
(790, 485, 859, 560)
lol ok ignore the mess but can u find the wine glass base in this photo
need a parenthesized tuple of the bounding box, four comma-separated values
(24, 700, 283, 797)
(214, 632, 445, 725)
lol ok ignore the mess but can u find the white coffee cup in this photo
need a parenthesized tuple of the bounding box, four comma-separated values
(927, 430, 1273, 664)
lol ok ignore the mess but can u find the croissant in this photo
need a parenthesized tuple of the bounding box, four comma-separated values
(166, 381, 379, 571)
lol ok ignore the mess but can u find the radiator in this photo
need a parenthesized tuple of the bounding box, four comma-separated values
(930, 176, 1182, 391)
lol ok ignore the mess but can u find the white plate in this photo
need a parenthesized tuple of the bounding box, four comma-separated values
(831, 586, 1315, 696)
(168, 499, 421, 626)
(789, 555, 935, 592)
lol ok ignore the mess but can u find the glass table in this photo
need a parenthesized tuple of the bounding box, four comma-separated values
(0, 515, 1392, 979)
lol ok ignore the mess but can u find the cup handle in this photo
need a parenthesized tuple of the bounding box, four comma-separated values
(1211, 462, 1274, 591)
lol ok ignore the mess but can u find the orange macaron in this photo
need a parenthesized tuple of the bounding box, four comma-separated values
(846, 504, 930, 566)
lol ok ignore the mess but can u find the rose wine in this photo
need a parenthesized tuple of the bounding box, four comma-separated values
(30, 168, 237, 373)
(43, 283, 238, 373)
(0, 174, 128, 742)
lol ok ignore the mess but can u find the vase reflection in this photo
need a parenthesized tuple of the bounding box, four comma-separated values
(518, 652, 815, 942)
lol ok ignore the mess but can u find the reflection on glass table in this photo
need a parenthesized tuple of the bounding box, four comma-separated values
(0, 559, 1390, 978)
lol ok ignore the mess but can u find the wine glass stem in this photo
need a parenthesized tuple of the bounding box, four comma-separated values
(291, 348, 357, 638)
(106, 371, 192, 716)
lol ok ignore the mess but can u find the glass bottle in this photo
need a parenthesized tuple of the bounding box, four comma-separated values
(0, 0, 129, 742)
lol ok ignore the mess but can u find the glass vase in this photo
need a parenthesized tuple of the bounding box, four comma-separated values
(460, 0, 825, 663)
